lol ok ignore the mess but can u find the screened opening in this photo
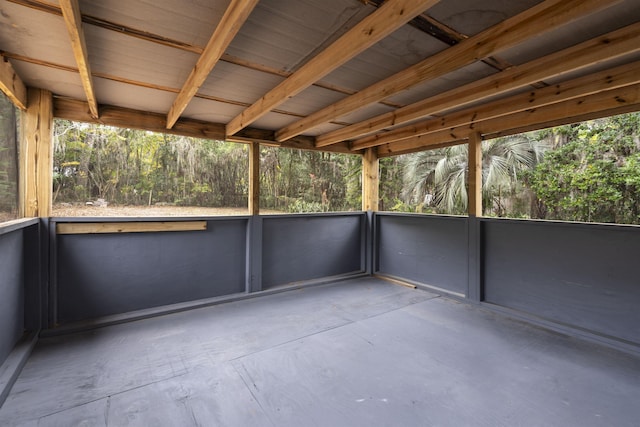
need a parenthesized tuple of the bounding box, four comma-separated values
(379, 112, 640, 225)
(0, 92, 18, 223)
(260, 146, 361, 214)
(51, 120, 363, 217)
(52, 120, 249, 217)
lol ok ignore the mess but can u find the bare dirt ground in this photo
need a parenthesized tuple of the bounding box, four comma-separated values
(51, 204, 283, 217)
(0, 212, 18, 223)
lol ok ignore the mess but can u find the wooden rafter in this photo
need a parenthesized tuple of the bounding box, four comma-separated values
(351, 61, 640, 150)
(225, 0, 440, 137)
(166, 0, 259, 129)
(275, 0, 618, 144)
(0, 56, 27, 110)
(2, 52, 350, 127)
(316, 22, 640, 147)
(60, 0, 98, 119)
(6, 0, 403, 110)
(376, 83, 640, 157)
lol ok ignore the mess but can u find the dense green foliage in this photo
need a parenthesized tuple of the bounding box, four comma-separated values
(397, 112, 640, 224)
(50, 113, 640, 223)
(260, 147, 361, 212)
(526, 114, 640, 224)
(0, 93, 18, 221)
(54, 121, 247, 207)
(400, 135, 543, 216)
(53, 121, 361, 212)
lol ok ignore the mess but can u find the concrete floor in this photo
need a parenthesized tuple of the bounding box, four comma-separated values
(1, 277, 639, 426)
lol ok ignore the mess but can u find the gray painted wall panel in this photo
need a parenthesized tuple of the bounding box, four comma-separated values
(483, 220, 640, 345)
(0, 230, 24, 365)
(376, 214, 468, 295)
(56, 219, 247, 323)
(261, 215, 363, 288)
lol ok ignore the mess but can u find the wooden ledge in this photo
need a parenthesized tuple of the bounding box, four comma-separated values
(56, 221, 207, 235)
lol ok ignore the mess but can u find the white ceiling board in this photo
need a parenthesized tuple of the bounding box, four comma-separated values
(322, 24, 449, 92)
(384, 61, 498, 106)
(252, 111, 304, 131)
(305, 122, 346, 137)
(93, 78, 175, 115)
(84, 25, 198, 90)
(278, 85, 347, 116)
(336, 102, 397, 125)
(199, 61, 285, 105)
(10, 60, 85, 100)
(0, 1, 76, 66)
(78, 0, 232, 48)
(498, 0, 640, 66)
(181, 97, 245, 125)
(226, 0, 375, 73)
(427, 0, 544, 37)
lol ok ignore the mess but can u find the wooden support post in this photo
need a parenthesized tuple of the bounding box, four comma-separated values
(248, 141, 260, 215)
(20, 88, 53, 217)
(362, 148, 379, 212)
(468, 132, 482, 217)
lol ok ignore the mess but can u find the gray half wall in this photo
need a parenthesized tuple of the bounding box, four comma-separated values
(375, 214, 468, 295)
(55, 219, 248, 323)
(0, 229, 24, 365)
(482, 219, 640, 345)
(261, 214, 364, 289)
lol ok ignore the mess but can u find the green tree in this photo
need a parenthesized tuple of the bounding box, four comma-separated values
(527, 113, 640, 224)
(0, 92, 18, 220)
(401, 135, 544, 215)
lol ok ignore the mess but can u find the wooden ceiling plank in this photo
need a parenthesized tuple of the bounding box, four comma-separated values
(225, 0, 440, 137)
(275, 0, 619, 144)
(0, 57, 27, 110)
(377, 83, 640, 156)
(60, 0, 99, 119)
(166, 0, 259, 129)
(351, 60, 640, 150)
(317, 21, 640, 147)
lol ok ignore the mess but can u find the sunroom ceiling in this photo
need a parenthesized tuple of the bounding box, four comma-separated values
(0, 0, 639, 155)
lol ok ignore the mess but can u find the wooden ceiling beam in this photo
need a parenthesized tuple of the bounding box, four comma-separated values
(166, 0, 259, 129)
(52, 97, 355, 154)
(225, 0, 440, 137)
(376, 83, 640, 157)
(351, 60, 640, 150)
(59, 0, 98, 119)
(317, 22, 640, 147)
(0, 56, 27, 110)
(55, 97, 226, 140)
(276, 0, 619, 144)
(376, 140, 467, 158)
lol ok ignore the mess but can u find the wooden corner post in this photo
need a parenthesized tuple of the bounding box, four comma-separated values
(20, 88, 53, 217)
(248, 141, 260, 215)
(468, 132, 482, 217)
(362, 147, 379, 212)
